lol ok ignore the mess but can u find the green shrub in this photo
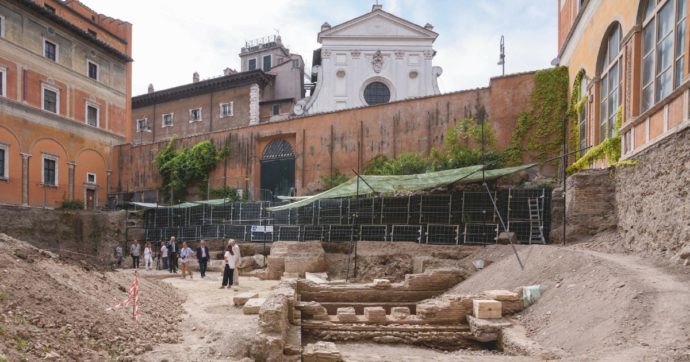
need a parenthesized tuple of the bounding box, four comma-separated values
(61, 199, 84, 210)
(320, 170, 349, 189)
(209, 186, 238, 201)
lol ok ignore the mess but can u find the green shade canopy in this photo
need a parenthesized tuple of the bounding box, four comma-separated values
(266, 164, 534, 212)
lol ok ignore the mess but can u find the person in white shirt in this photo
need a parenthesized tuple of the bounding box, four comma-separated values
(220, 243, 236, 289)
(143, 242, 153, 271)
(179, 242, 194, 279)
(229, 239, 241, 288)
(160, 242, 169, 270)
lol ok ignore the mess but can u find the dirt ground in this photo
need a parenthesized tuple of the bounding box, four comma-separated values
(137, 272, 279, 362)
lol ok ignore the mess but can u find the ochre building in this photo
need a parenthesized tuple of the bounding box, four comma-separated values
(558, 0, 690, 161)
(0, 0, 132, 208)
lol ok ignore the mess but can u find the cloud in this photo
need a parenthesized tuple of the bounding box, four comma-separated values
(83, 0, 556, 95)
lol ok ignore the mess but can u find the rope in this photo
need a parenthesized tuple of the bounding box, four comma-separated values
(106, 270, 140, 321)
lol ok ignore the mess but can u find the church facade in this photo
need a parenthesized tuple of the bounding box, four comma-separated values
(296, 4, 442, 115)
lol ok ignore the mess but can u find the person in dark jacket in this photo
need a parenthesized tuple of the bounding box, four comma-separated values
(167, 236, 179, 273)
(196, 240, 210, 278)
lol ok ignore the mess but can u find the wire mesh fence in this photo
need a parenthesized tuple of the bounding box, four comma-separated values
(140, 188, 552, 245)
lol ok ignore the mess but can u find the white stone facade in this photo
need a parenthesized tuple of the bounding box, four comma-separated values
(299, 5, 442, 115)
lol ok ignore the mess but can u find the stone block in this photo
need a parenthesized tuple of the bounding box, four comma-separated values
(297, 301, 329, 320)
(390, 306, 410, 320)
(473, 299, 502, 319)
(497, 232, 518, 244)
(253, 254, 266, 267)
(416, 295, 473, 323)
(233, 292, 259, 306)
(336, 307, 357, 322)
(305, 272, 329, 284)
(403, 268, 466, 290)
(242, 298, 266, 314)
(480, 289, 523, 314)
(303, 341, 342, 362)
(363, 306, 386, 322)
(467, 315, 511, 342)
(371, 278, 392, 289)
(259, 295, 289, 336)
(282, 272, 299, 279)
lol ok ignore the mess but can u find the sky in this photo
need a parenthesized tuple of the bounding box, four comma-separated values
(82, 0, 557, 96)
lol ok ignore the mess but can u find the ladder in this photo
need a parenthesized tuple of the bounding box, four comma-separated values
(528, 197, 545, 244)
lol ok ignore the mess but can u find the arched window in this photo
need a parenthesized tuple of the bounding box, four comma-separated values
(363, 82, 390, 105)
(578, 75, 588, 152)
(641, 0, 687, 112)
(599, 24, 622, 142)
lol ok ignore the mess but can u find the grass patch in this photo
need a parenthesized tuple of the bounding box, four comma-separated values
(11, 315, 25, 326)
(15, 336, 28, 351)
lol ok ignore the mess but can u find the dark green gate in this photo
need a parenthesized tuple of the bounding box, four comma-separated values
(260, 140, 295, 200)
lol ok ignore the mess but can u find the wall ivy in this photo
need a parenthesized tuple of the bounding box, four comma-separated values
(505, 66, 569, 165)
(155, 137, 229, 201)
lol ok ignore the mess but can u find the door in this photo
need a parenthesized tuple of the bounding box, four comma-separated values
(86, 189, 95, 209)
(260, 140, 295, 200)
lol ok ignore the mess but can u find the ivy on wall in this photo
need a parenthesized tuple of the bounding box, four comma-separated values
(568, 69, 587, 158)
(567, 106, 636, 172)
(505, 66, 570, 165)
(155, 137, 229, 201)
(429, 117, 502, 171)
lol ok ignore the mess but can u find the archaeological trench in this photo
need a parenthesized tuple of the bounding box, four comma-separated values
(215, 240, 548, 361)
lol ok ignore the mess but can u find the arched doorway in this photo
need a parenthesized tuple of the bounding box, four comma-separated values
(260, 140, 295, 200)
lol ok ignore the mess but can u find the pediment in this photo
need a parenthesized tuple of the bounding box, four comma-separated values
(318, 10, 438, 42)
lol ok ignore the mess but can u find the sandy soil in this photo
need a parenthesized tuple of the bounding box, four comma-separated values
(137, 272, 280, 362)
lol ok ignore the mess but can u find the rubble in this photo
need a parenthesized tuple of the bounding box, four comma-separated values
(302, 341, 342, 362)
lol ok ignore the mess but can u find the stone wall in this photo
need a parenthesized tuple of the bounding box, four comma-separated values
(0, 206, 126, 264)
(616, 126, 690, 258)
(550, 169, 617, 243)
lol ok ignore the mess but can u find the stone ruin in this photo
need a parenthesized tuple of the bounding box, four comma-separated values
(232, 265, 542, 361)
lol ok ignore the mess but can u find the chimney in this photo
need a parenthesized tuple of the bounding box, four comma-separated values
(372, 4, 383, 11)
(193, 72, 200, 83)
(223, 68, 237, 76)
(147, 83, 154, 93)
(424, 23, 434, 31)
(321, 22, 331, 32)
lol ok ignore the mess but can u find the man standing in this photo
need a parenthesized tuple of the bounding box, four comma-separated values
(196, 240, 210, 278)
(168, 236, 178, 273)
(115, 244, 123, 268)
(130, 240, 140, 269)
(229, 239, 241, 289)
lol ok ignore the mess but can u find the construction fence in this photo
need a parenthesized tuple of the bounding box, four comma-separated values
(139, 188, 552, 245)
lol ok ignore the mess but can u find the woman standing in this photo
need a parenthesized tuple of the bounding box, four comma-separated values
(220, 243, 235, 289)
(179, 242, 194, 279)
(143, 242, 153, 271)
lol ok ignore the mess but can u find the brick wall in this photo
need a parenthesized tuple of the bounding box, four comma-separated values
(115, 71, 540, 199)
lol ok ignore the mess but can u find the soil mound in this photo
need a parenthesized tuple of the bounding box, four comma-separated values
(0, 233, 184, 361)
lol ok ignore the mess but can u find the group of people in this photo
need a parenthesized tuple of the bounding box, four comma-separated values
(116, 237, 241, 288)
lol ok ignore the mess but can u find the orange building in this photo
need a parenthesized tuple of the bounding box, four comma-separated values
(0, 0, 132, 208)
(558, 0, 689, 160)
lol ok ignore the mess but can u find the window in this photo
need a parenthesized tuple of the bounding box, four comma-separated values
(599, 25, 621, 142)
(220, 102, 233, 117)
(86, 172, 96, 184)
(87, 29, 97, 38)
(363, 81, 391, 105)
(189, 108, 201, 122)
(87, 60, 99, 80)
(262, 55, 272, 72)
(272, 104, 280, 116)
(42, 84, 59, 113)
(0, 15, 5, 38)
(641, 0, 687, 112)
(579, 76, 588, 152)
(162, 113, 173, 127)
(43, 40, 57, 62)
(42, 154, 57, 186)
(0, 143, 7, 179)
(86, 103, 99, 127)
(0, 67, 6, 97)
(44, 4, 56, 14)
(137, 118, 148, 132)
(248, 58, 257, 71)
